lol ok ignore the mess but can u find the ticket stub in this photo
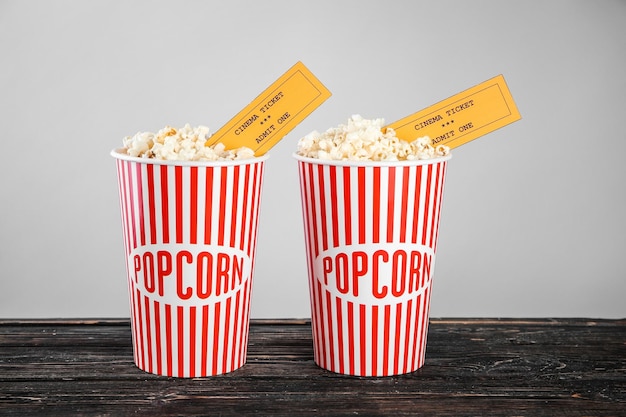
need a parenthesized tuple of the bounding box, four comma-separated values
(385, 75, 521, 149)
(206, 62, 331, 155)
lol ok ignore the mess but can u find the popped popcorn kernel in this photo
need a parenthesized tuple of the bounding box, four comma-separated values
(121, 124, 255, 161)
(297, 115, 450, 162)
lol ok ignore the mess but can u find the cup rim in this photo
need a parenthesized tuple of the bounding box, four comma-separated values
(111, 148, 270, 166)
(292, 152, 451, 167)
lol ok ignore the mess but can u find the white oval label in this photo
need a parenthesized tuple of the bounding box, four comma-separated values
(313, 244, 435, 306)
(127, 244, 251, 305)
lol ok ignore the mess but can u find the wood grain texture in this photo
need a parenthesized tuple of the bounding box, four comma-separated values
(1, 318, 624, 416)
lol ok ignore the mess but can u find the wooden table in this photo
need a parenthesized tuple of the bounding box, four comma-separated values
(1, 318, 624, 416)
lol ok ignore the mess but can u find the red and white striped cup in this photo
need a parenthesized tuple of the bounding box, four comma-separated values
(111, 150, 268, 377)
(295, 154, 451, 376)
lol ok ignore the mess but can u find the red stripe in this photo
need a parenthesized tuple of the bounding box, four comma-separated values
(359, 304, 366, 376)
(231, 291, 241, 371)
(160, 166, 170, 244)
(418, 286, 430, 368)
(309, 280, 321, 367)
(147, 164, 157, 244)
(424, 285, 433, 366)
(309, 267, 322, 367)
(403, 299, 413, 374)
(204, 167, 214, 245)
(371, 305, 378, 375)
(190, 167, 198, 245)
(317, 165, 329, 252)
(136, 163, 146, 246)
(154, 300, 162, 375)
(347, 301, 355, 375)
(223, 297, 232, 373)
(343, 167, 353, 246)
(335, 296, 345, 374)
(218, 167, 228, 246)
(411, 166, 422, 244)
(239, 165, 251, 251)
(114, 161, 125, 253)
(358, 167, 366, 244)
(386, 167, 396, 243)
(412, 295, 422, 371)
(177, 306, 184, 377)
(382, 304, 391, 376)
(212, 302, 221, 375)
(201, 305, 209, 375)
(316, 280, 327, 369)
(372, 167, 381, 244)
(230, 166, 240, 248)
(240, 276, 251, 365)
(143, 295, 153, 374)
(135, 288, 144, 370)
(165, 304, 173, 376)
(399, 168, 410, 243)
(128, 281, 140, 366)
(324, 290, 335, 371)
(189, 306, 196, 377)
(421, 165, 433, 246)
(329, 166, 340, 248)
(175, 166, 183, 244)
(394, 303, 402, 375)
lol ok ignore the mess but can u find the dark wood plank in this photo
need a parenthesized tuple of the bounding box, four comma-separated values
(1, 318, 624, 416)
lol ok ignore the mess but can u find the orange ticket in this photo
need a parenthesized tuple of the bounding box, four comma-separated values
(206, 62, 331, 156)
(385, 75, 521, 149)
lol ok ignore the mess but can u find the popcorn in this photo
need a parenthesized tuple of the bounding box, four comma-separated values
(121, 124, 255, 161)
(297, 115, 450, 161)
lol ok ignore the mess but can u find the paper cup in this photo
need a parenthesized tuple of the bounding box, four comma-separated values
(112, 150, 268, 377)
(294, 154, 451, 376)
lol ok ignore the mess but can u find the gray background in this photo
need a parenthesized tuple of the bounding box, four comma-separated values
(1, 0, 624, 319)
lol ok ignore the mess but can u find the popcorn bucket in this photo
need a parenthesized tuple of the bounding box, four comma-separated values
(111, 150, 268, 377)
(294, 154, 451, 376)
